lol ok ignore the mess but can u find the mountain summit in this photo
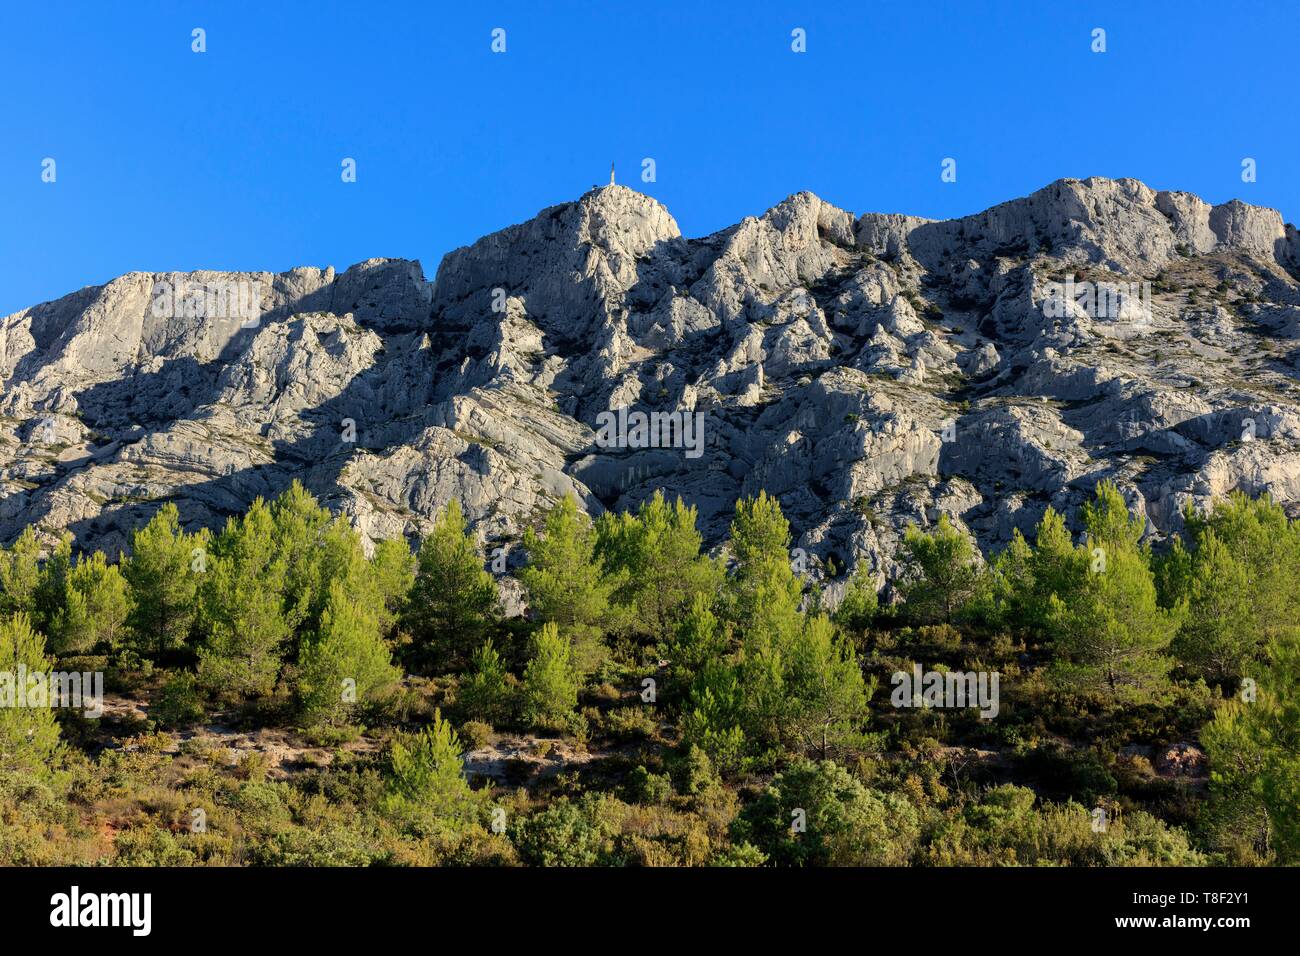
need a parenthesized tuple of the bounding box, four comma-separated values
(4, 177, 1300, 597)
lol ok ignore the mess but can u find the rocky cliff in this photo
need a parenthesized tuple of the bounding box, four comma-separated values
(4, 177, 1300, 598)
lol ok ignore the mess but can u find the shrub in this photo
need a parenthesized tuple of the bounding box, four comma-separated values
(511, 796, 613, 867)
(459, 719, 493, 750)
(625, 766, 674, 805)
(596, 705, 658, 743)
(152, 671, 205, 728)
(733, 759, 920, 866)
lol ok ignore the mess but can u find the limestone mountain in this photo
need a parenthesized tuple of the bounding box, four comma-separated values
(4, 177, 1300, 600)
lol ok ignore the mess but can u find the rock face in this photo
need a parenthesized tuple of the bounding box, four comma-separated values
(4, 177, 1300, 599)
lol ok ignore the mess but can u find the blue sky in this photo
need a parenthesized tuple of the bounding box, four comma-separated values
(1, 0, 1296, 316)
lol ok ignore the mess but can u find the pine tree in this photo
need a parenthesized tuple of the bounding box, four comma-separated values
(596, 491, 722, 645)
(989, 507, 1094, 633)
(370, 537, 416, 636)
(680, 661, 748, 776)
(1174, 492, 1300, 670)
(1028, 506, 1090, 617)
(1047, 544, 1181, 704)
(384, 709, 479, 827)
(459, 638, 512, 725)
(898, 513, 981, 624)
(405, 499, 498, 671)
(289, 518, 384, 663)
(663, 593, 728, 702)
(269, 482, 376, 639)
(0, 527, 42, 617)
(297, 580, 401, 726)
(1257, 631, 1300, 864)
(51, 587, 92, 658)
(0, 613, 62, 776)
(33, 533, 72, 636)
(1081, 480, 1146, 553)
(269, 482, 333, 628)
(521, 622, 579, 730)
(122, 503, 206, 656)
(1183, 493, 1300, 643)
(519, 495, 612, 673)
(784, 615, 871, 758)
(985, 528, 1034, 626)
(832, 564, 879, 634)
(50, 551, 129, 655)
(720, 493, 806, 752)
(735, 630, 788, 749)
(727, 492, 801, 642)
(197, 499, 292, 701)
(1170, 531, 1256, 685)
(1203, 627, 1300, 864)
(1038, 484, 1182, 703)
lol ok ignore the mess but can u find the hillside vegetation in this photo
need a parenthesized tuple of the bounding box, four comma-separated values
(1, 481, 1294, 867)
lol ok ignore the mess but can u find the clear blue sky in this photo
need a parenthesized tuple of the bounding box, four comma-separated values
(2, 0, 1296, 317)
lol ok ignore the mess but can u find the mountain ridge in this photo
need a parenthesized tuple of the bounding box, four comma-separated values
(4, 176, 1300, 604)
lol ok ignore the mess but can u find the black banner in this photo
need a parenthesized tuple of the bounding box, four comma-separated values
(0, 865, 1277, 942)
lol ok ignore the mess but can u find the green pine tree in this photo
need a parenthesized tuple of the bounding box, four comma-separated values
(1027, 506, 1090, 622)
(1203, 627, 1300, 864)
(269, 482, 333, 626)
(727, 492, 802, 642)
(459, 638, 513, 725)
(680, 660, 748, 777)
(596, 491, 722, 645)
(122, 503, 207, 657)
(898, 513, 982, 625)
(521, 622, 579, 730)
(1081, 480, 1146, 553)
(663, 593, 728, 703)
(297, 580, 401, 726)
(1046, 543, 1181, 705)
(405, 499, 499, 671)
(0, 527, 42, 618)
(50, 551, 129, 655)
(1170, 531, 1256, 686)
(784, 614, 871, 759)
(1182, 493, 1300, 644)
(519, 495, 612, 673)
(369, 537, 416, 636)
(32, 533, 72, 637)
(384, 709, 480, 827)
(832, 564, 879, 634)
(0, 613, 62, 777)
(197, 499, 293, 701)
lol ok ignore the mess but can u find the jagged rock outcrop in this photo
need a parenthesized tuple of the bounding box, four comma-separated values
(3, 177, 1299, 599)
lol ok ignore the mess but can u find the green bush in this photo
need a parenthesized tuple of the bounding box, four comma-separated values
(625, 766, 673, 805)
(459, 719, 493, 750)
(511, 796, 613, 867)
(734, 759, 920, 866)
(152, 671, 205, 728)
